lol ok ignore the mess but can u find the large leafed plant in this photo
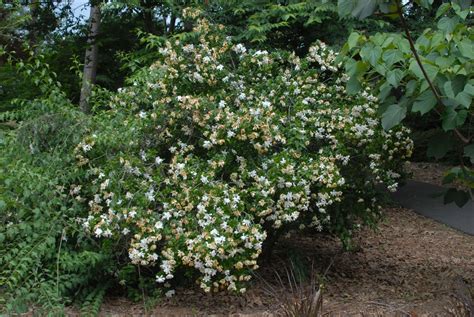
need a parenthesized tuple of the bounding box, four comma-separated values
(338, 0, 474, 205)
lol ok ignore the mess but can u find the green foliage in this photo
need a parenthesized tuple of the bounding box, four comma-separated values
(0, 52, 114, 314)
(4, 0, 467, 312)
(203, 0, 391, 54)
(0, 118, 111, 314)
(80, 283, 110, 316)
(0, 63, 39, 113)
(230, 0, 338, 43)
(338, 0, 474, 200)
(382, 104, 407, 130)
(0, 2, 30, 44)
(71, 10, 412, 295)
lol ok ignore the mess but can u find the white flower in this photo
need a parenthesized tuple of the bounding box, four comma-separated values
(203, 140, 212, 149)
(145, 189, 155, 202)
(82, 143, 92, 152)
(155, 156, 164, 165)
(100, 179, 110, 191)
(156, 275, 166, 283)
(193, 72, 204, 83)
(233, 43, 247, 54)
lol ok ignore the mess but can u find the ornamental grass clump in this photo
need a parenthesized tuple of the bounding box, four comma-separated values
(74, 9, 413, 294)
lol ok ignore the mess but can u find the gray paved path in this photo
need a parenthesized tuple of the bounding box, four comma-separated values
(391, 180, 474, 235)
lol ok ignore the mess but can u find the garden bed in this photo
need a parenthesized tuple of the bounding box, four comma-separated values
(69, 205, 473, 316)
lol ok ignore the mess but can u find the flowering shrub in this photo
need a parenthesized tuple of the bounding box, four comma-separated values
(74, 10, 413, 294)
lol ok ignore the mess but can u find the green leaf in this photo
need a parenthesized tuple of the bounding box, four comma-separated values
(397, 39, 411, 54)
(427, 132, 454, 159)
(453, 6, 469, 19)
(374, 64, 386, 75)
(442, 108, 468, 131)
(464, 83, 474, 95)
(360, 45, 382, 66)
(417, 34, 431, 49)
(382, 49, 404, 66)
(409, 60, 439, 81)
(379, 2, 397, 13)
(337, 0, 356, 17)
(412, 90, 437, 115)
(381, 36, 394, 48)
(378, 82, 392, 101)
(435, 3, 451, 18)
(457, 40, 474, 59)
(346, 60, 368, 77)
(455, 91, 472, 108)
(348, 32, 360, 49)
(438, 16, 459, 33)
(416, 0, 434, 9)
(387, 69, 403, 87)
(451, 75, 467, 95)
(430, 32, 445, 48)
(381, 104, 407, 130)
(464, 144, 474, 163)
(442, 167, 462, 185)
(351, 0, 377, 20)
(444, 188, 470, 207)
(406, 80, 418, 96)
(346, 76, 362, 94)
(435, 56, 455, 68)
(443, 81, 455, 99)
(455, 0, 472, 10)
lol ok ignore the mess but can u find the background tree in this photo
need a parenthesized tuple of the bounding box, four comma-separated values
(79, 3, 101, 113)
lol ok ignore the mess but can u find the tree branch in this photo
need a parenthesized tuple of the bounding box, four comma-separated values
(396, 0, 471, 144)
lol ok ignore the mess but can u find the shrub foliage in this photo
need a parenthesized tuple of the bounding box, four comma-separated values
(72, 10, 413, 294)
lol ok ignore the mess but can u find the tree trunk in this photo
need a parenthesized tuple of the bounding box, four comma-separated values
(141, 0, 156, 34)
(28, 0, 40, 44)
(79, 4, 101, 113)
(168, 14, 176, 34)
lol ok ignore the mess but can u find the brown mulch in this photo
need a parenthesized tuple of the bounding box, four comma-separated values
(405, 162, 449, 186)
(90, 206, 473, 316)
(68, 162, 474, 316)
(405, 161, 471, 192)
